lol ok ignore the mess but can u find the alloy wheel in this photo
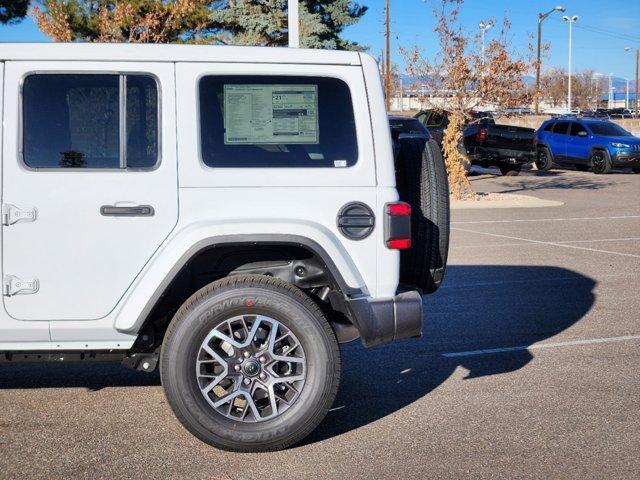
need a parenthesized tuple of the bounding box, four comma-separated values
(196, 314, 306, 423)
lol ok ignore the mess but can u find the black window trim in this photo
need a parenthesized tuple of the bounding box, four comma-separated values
(20, 71, 162, 172)
(195, 72, 360, 170)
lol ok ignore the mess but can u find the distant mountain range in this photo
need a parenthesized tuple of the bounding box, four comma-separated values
(399, 74, 637, 93)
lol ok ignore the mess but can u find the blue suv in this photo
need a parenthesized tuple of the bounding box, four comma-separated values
(534, 118, 640, 174)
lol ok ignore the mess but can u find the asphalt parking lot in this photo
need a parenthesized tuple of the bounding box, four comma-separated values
(1, 167, 639, 480)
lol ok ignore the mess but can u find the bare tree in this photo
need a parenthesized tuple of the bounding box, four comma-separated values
(402, 0, 535, 199)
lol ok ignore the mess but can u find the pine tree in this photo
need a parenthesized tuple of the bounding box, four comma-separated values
(31, 0, 367, 49)
(0, 0, 29, 24)
(209, 0, 367, 50)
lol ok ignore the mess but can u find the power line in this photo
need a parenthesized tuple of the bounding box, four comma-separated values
(573, 23, 640, 44)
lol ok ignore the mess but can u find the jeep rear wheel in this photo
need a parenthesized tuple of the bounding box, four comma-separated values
(160, 274, 340, 452)
(394, 137, 450, 293)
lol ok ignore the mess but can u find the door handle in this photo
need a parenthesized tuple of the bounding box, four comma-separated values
(100, 205, 155, 217)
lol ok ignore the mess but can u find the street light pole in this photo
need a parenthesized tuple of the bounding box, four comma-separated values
(624, 46, 639, 117)
(479, 22, 492, 63)
(535, 5, 565, 114)
(563, 15, 579, 112)
(626, 78, 630, 110)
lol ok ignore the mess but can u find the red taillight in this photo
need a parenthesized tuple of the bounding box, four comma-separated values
(385, 202, 412, 250)
(476, 127, 487, 142)
(386, 202, 411, 216)
(387, 238, 412, 250)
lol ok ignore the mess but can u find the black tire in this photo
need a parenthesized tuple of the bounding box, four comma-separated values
(632, 167, 640, 174)
(499, 164, 521, 176)
(160, 274, 340, 452)
(575, 164, 590, 172)
(590, 149, 612, 174)
(394, 137, 450, 293)
(535, 146, 553, 171)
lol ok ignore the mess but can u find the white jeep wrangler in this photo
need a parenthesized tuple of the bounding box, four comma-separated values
(0, 44, 449, 451)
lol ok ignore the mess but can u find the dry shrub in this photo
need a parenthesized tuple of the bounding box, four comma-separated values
(441, 113, 472, 199)
(402, 0, 536, 200)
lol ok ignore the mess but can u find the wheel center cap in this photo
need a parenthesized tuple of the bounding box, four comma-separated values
(243, 359, 260, 377)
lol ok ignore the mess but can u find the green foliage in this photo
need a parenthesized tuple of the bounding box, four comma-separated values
(209, 0, 367, 50)
(34, 0, 367, 49)
(0, 0, 29, 24)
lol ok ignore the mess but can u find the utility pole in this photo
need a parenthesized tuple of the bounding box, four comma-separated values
(535, 6, 565, 114)
(384, 0, 391, 111)
(288, 0, 299, 48)
(563, 15, 578, 112)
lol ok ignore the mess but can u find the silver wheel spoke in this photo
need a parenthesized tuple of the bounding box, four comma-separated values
(196, 314, 306, 423)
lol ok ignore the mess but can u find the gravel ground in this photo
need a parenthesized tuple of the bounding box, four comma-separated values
(1, 166, 639, 480)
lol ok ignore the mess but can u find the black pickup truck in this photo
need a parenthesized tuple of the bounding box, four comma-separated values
(414, 110, 536, 176)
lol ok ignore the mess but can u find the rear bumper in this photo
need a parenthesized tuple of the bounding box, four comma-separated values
(469, 147, 535, 164)
(343, 290, 423, 348)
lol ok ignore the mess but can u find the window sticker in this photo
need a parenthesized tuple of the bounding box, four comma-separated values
(224, 84, 319, 145)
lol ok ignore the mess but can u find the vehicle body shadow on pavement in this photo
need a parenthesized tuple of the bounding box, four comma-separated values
(0, 265, 595, 446)
(304, 264, 595, 445)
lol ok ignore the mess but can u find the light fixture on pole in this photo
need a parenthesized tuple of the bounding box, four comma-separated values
(563, 15, 579, 112)
(478, 21, 492, 62)
(535, 5, 565, 114)
(288, 0, 299, 48)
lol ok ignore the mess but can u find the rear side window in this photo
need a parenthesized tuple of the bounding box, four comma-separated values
(23, 74, 158, 169)
(389, 118, 428, 134)
(569, 123, 588, 136)
(543, 122, 555, 131)
(552, 122, 569, 135)
(199, 75, 357, 168)
(427, 111, 445, 126)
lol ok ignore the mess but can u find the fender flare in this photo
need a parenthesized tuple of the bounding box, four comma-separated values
(114, 233, 366, 335)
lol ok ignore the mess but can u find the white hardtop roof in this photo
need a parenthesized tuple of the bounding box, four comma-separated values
(0, 43, 362, 66)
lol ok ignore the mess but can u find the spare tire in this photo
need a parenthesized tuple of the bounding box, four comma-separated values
(394, 137, 450, 293)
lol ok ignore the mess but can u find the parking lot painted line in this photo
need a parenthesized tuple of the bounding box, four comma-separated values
(556, 237, 640, 244)
(452, 215, 640, 225)
(452, 227, 640, 259)
(456, 237, 640, 249)
(442, 335, 640, 358)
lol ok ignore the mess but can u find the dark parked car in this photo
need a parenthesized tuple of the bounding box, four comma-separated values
(414, 109, 535, 175)
(389, 115, 431, 141)
(414, 109, 492, 146)
(535, 118, 640, 174)
(389, 115, 431, 161)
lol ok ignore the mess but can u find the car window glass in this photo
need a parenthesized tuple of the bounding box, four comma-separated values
(543, 122, 555, 132)
(569, 123, 588, 136)
(199, 75, 358, 168)
(390, 119, 428, 134)
(427, 111, 444, 126)
(587, 122, 631, 136)
(23, 74, 158, 169)
(552, 122, 569, 135)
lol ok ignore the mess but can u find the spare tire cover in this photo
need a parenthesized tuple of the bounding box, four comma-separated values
(393, 137, 450, 293)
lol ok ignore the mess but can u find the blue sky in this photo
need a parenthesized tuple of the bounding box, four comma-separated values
(343, 0, 640, 80)
(1, 0, 639, 80)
